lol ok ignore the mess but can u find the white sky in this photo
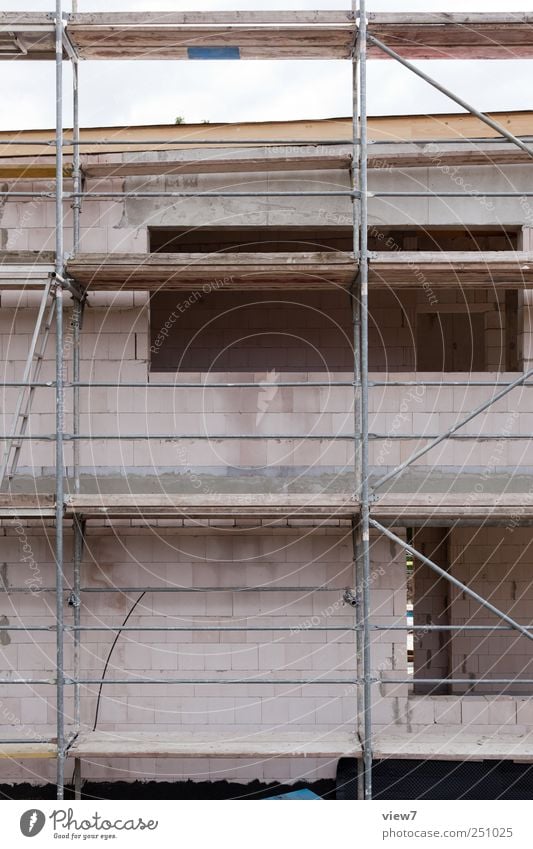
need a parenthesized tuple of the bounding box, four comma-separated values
(1, 1, 533, 130)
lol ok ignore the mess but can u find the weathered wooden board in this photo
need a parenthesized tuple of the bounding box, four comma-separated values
(370, 252, 533, 287)
(375, 732, 533, 762)
(369, 148, 533, 169)
(0, 14, 56, 61)
(66, 493, 359, 520)
(368, 13, 533, 60)
(68, 730, 360, 759)
(3, 146, 532, 182)
(0, 253, 55, 289)
(66, 252, 358, 290)
(373, 493, 533, 525)
(0, 742, 57, 760)
(66, 493, 533, 524)
(8, 13, 533, 63)
(0, 494, 55, 518)
(82, 154, 352, 178)
(68, 12, 355, 61)
(65, 251, 533, 291)
(82, 147, 528, 178)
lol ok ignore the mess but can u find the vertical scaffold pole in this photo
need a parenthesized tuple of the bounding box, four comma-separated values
(54, 0, 66, 801)
(72, 517, 84, 799)
(72, 52, 82, 505)
(71, 37, 83, 798)
(358, 0, 372, 800)
(350, 0, 364, 801)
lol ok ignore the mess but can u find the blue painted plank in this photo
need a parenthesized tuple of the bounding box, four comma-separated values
(187, 47, 241, 60)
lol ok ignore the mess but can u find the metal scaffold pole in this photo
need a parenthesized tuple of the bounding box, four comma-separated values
(357, 0, 372, 800)
(71, 48, 83, 800)
(350, 0, 364, 801)
(54, 0, 66, 801)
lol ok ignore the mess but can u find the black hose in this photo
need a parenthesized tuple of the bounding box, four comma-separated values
(92, 592, 146, 731)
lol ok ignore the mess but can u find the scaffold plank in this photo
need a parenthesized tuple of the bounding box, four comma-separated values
(81, 152, 352, 178)
(0, 494, 55, 518)
(67, 12, 355, 61)
(65, 494, 359, 520)
(373, 493, 533, 525)
(68, 730, 360, 759)
(375, 731, 533, 762)
(63, 251, 533, 291)
(0, 13, 56, 61)
(370, 251, 533, 288)
(0, 742, 57, 759)
(9, 12, 533, 63)
(66, 251, 357, 290)
(368, 13, 533, 60)
(0, 253, 55, 288)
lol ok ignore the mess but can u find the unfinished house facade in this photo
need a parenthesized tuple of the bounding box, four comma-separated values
(2, 7, 533, 800)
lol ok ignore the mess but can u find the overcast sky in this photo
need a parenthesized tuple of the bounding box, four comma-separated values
(1, 0, 533, 130)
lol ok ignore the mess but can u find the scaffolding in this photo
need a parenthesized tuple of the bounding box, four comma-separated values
(1, 1, 533, 801)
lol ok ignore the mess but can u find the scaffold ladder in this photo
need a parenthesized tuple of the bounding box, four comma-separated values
(0, 277, 57, 487)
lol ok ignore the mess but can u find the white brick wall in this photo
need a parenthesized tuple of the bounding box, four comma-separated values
(0, 525, 361, 783)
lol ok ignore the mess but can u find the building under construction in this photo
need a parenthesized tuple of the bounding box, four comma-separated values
(2, 6, 533, 800)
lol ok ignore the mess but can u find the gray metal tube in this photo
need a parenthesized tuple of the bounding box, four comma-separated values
(370, 381, 533, 387)
(67, 677, 357, 686)
(0, 739, 55, 744)
(15, 431, 533, 441)
(374, 624, 533, 632)
(13, 188, 533, 199)
(370, 519, 533, 643)
(367, 33, 533, 160)
(0, 625, 353, 633)
(369, 433, 533, 440)
(358, 0, 372, 801)
(68, 625, 354, 632)
(72, 300, 81, 488)
(72, 520, 84, 730)
(382, 679, 533, 685)
(372, 192, 533, 198)
(0, 190, 359, 199)
(69, 190, 357, 198)
(373, 364, 533, 490)
(351, 0, 364, 803)
(71, 89, 82, 504)
(72, 60, 81, 252)
(63, 138, 353, 146)
(22, 379, 532, 388)
(1, 586, 342, 594)
(63, 434, 358, 440)
(71, 54, 82, 741)
(68, 381, 354, 387)
(54, 0, 65, 802)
